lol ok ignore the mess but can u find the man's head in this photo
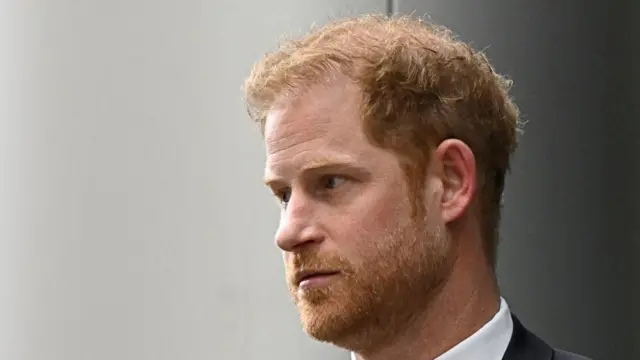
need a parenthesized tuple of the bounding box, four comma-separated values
(244, 15, 520, 351)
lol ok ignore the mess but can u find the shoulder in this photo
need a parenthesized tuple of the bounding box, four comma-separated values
(506, 314, 593, 360)
(553, 349, 593, 360)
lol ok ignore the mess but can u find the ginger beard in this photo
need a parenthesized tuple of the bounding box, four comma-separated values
(284, 196, 452, 352)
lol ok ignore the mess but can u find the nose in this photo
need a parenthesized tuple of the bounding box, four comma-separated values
(274, 192, 324, 252)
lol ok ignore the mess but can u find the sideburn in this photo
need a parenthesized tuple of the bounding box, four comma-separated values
(399, 158, 429, 220)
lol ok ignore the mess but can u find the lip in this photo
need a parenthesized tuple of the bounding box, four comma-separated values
(294, 270, 340, 286)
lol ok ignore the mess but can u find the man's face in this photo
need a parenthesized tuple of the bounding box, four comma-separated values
(263, 80, 452, 350)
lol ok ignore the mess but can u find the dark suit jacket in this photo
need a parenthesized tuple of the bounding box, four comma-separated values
(503, 316, 592, 360)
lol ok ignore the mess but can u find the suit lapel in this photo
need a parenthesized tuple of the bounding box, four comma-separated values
(502, 315, 554, 360)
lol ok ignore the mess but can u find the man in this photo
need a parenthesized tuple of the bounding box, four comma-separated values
(243, 14, 591, 360)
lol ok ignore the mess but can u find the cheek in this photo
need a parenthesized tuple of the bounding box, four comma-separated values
(423, 187, 446, 230)
(338, 190, 411, 262)
(366, 184, 413, 230)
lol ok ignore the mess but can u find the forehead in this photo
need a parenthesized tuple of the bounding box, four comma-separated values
(263, 81, 374, 179)
(265, 81, 364, 144)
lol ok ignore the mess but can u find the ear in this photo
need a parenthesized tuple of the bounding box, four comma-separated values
(433, 139, 477, 224)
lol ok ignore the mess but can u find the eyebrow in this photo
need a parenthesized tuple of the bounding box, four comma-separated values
(263, 157, 367, 188)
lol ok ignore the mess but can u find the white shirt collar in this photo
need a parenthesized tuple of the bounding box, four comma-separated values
(351, 297, 513, 360)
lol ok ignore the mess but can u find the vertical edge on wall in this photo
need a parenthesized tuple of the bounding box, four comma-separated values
(386, 0, 397, 15)
(632, 1, 640, 354)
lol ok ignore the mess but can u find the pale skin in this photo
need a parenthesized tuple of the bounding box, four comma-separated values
(263, 78, 501, 360)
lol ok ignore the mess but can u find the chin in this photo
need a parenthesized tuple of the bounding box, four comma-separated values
(301, 308, 353, 344)
(295, 293, 372, 349)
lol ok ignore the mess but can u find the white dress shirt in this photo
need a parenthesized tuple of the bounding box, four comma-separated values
(351, 297, 513, 360)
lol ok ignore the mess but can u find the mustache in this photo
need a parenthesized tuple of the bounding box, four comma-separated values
(286, 250, 352, 284)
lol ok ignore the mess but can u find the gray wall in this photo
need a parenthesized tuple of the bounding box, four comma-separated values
(0, 1, 384, 359)
(395, 1, 639, 359)
(2, 1, 637, 360)
(627, 0, 640, 350)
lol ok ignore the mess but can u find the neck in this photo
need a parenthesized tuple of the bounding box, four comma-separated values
(353, 242, 500, 360)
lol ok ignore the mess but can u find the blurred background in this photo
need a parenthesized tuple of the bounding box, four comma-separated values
(1, 1, 638, 359)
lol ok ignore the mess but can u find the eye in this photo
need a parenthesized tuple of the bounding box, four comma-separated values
(275, 187, 291, 206)
(321, 175, 347, 190)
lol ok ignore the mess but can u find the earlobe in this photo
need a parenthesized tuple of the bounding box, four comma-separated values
(434, 140, 477, 223)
